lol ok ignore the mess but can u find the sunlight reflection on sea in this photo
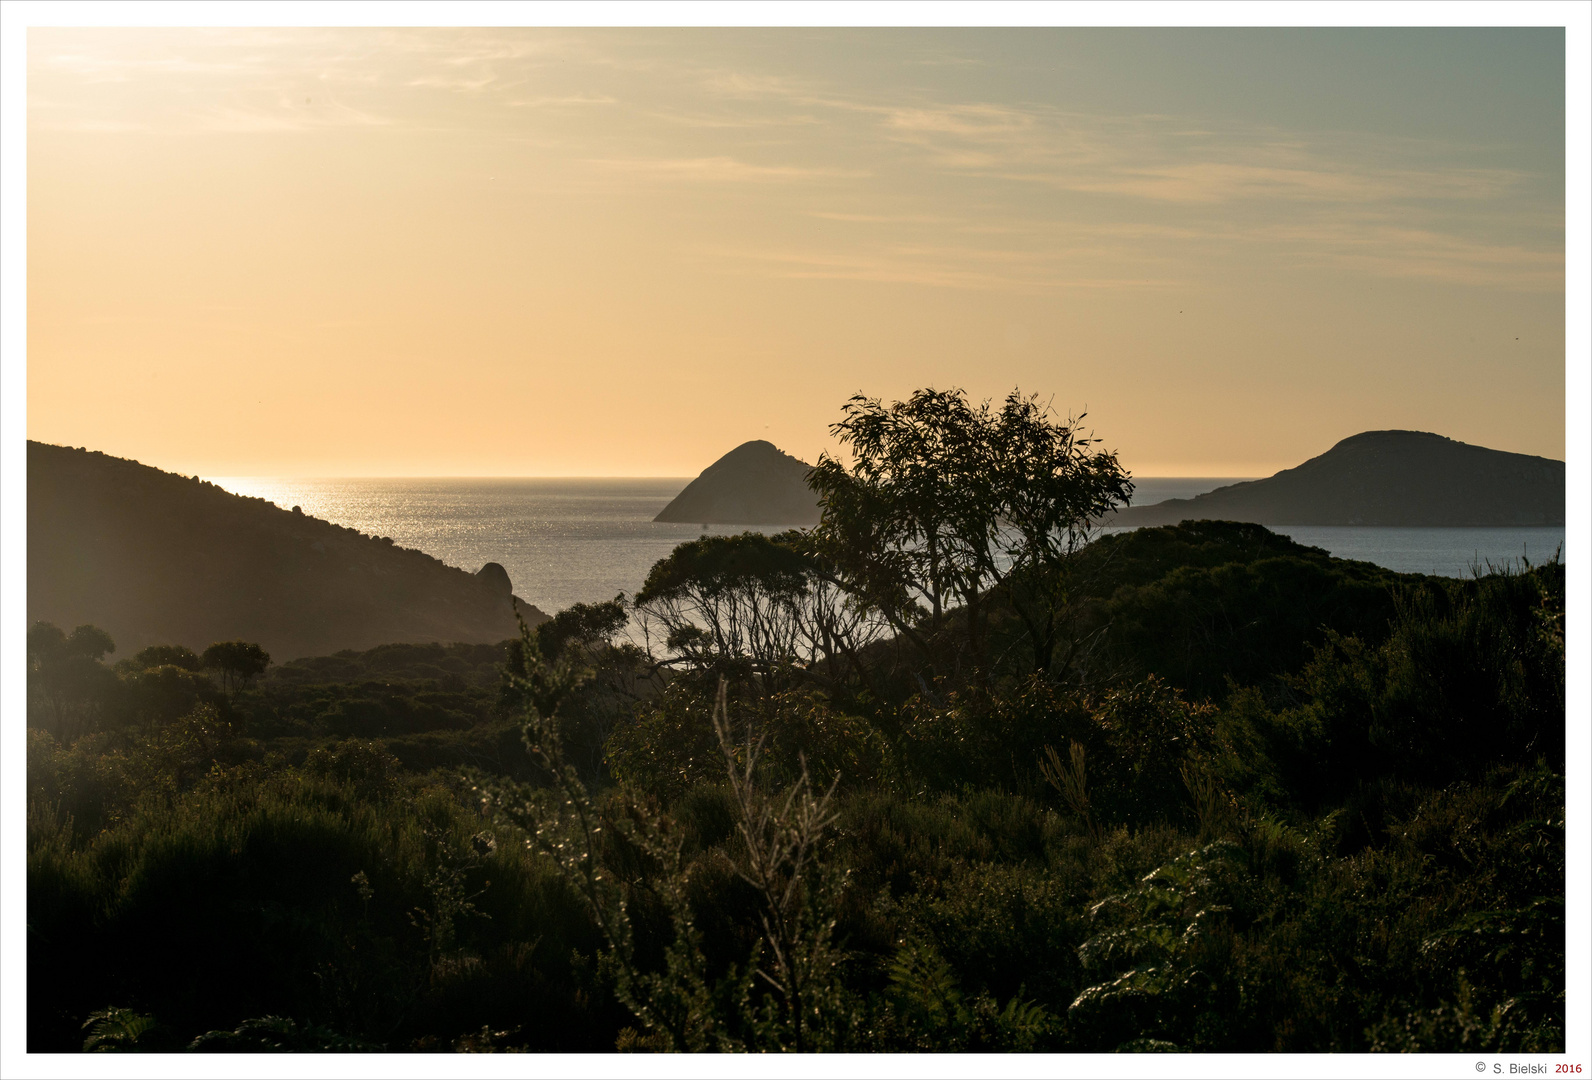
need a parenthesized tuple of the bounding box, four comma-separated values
(209, 476, 1563, 614)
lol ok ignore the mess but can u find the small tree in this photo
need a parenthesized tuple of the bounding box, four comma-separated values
(976, 391, 1136, 676)
(808, 387, 1133, 679)
(710, 679, 850, 1051)
(534, 595, 628, 664)
(807, 389, 983, 652)
(27, 621, 118, 739)
(634, 532, 888, 699)
(201, 640, 271, 699)
(506, 595, 638, 784)
(634, 533, 812, 696)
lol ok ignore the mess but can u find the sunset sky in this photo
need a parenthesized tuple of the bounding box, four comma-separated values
(25, 26, 1567, 477)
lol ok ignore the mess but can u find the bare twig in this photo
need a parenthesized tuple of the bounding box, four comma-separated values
(1040, 740, 1098, 841)
(710, 678, 846, 1052)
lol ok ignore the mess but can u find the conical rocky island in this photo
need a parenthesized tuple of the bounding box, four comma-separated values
(27, 441, 549, 661)
(654, 439, 821, 525)
(1112, 430, 1563, 528)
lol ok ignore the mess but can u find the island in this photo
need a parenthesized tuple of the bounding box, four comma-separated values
(653, 439, 822, 525)
(1110, 430, 1564, 528)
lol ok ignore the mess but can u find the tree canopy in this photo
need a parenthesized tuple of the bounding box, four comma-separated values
(807, 387, 1133, 676)
(201, 641, 271, 698)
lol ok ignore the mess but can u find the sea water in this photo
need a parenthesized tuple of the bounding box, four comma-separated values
(210, 476, 1565, 615)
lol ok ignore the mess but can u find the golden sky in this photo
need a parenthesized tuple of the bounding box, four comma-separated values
(26, 27, 1566, 477)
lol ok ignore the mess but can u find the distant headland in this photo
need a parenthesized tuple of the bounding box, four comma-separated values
(1111, 430, 1564, 528)
(653, 440, 821, 525)
(27, 441, 549, 661)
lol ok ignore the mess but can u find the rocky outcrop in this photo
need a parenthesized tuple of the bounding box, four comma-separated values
(653, 440, 821, 525)
(1110, 431, 1564, 528)
(27, 442, 548, 661)
(476, 562, 513, 596)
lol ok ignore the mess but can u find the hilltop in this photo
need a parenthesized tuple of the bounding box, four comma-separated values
(1111, 430, 1564, 527)
(27, 442, 548, 661)
(653, 440, 821, 525)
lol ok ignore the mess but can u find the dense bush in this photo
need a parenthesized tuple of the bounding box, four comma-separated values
(26, 529, 1564, 1053)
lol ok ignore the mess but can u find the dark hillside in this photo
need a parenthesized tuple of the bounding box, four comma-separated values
(1111, 430, 1563, 527)
(653, 440, 820, 525)
(1072, 521, 1419, 700)
(27, 442, 548, 660)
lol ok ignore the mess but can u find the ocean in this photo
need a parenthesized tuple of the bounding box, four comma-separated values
(209, 476, 1566, 616)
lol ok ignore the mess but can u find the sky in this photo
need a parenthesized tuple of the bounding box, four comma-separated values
(25, 26, 1568, 477)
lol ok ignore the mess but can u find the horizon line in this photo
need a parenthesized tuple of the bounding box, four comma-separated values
(202, 471, 1268, 483)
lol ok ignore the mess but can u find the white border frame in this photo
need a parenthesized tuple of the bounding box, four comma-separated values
(3, 4, 1586, 1078)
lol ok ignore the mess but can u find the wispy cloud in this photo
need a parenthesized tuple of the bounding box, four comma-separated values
(637, 106, 823, 130)
(407, 74, 502, 93)
(1027, 159, 1525, 205)
(586, 156, 868, 184)
(197, 99, 390, 133)
(506, 93, 617, 108)
(808, 211, 955, 224)
(858, 101, 1534, 209)
(697, 69, 817, 99)
(29, 28, 1560, 292)
(706, 240, 1177, 292)
(1268, 221, 1564, 289)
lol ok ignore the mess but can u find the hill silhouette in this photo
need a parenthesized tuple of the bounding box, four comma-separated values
(1111, 430, 1564, 527)
(27, 442, 548, 661)
(653, 440, 821, 525)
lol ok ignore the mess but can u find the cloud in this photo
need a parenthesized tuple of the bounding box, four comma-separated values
(198, 100, 390, 133)
(704, 242, 1177, 292)
(698, 69, 816, 99)
(28, 28, 1559, 294)
(506, 93, 617, 108)
(997, 156, 1528, 206)
(407, 74, 501, 93)
(905, 54, 984, 67)
(859, 101, 1536, 209)
(1266, 221, 1564, 289)
(586, 156, 868, 183)
(636, 106, 824, 129)
(809, 211, 954, 224)
(880, 103, 1037, 139)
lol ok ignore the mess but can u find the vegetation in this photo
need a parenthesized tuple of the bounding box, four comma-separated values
(26, 388, 1564, 1054)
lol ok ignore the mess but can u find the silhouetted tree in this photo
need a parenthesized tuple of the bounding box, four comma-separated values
(129, 644, 202, 672)
(635, 533, 811, 694)
(534, 596, 628, 664)
(634, 532, 887, 697)
(808, 388, 1132, 678)
(201, 640, 271, 699)
(124, 664, 213, 729)
(27, 621, 117, 739)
